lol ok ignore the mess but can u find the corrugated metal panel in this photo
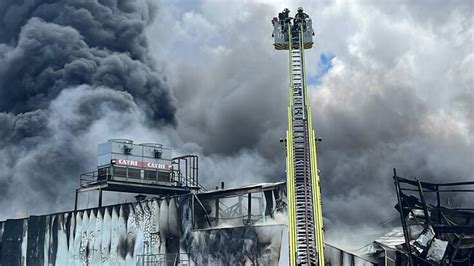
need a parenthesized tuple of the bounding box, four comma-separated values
(1, 196, 285, 265)
(1, 200, 170, 265)
(325, 243, 378, 266)
(26, 215, 46, 264)
(1, 219, 27, 266)
(187, 225, 284, 265)
(0, 221, 4, 263)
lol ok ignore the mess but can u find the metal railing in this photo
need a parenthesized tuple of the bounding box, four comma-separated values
(171, 155, 199, 188)
(79, 155, 203, 190)
(80, 166, 176, 186)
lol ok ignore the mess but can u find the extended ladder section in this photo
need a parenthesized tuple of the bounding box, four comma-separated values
(285, 25, 325, 266)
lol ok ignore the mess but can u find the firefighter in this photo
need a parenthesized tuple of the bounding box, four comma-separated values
(295, 7, 309, 22)
(294, 7, 309, 32)
(280, 8, 291, 34)
(282, 8, 290, 19)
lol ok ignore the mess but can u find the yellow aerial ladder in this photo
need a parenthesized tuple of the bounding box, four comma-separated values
(272, 8, 325, 265)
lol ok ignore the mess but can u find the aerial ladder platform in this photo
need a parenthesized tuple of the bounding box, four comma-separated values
(272, 8, 325, 265)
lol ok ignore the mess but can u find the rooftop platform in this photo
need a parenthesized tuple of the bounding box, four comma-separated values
(77, 179, 197, 195)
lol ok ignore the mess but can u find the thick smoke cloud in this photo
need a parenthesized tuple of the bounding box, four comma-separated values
(0, 1, 175, 122)
(0, 0, 176, 218)
(146, 0, 473, 242)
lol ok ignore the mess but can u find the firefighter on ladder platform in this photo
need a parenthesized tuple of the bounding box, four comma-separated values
(272, 7, 325, 266)
(293, 7, 309, 33)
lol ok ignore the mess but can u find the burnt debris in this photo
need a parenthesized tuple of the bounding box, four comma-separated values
(393, 169, 474, 265)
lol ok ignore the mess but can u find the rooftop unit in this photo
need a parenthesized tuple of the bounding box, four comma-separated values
(75, 139, 200, 210)
(96, 139, 173, 185)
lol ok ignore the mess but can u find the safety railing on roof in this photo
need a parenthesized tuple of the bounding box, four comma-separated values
(79, 155, 203, 190)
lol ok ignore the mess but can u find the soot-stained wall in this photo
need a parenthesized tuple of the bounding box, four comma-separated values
(1, 199, 169, 265)
(187, 226, 283, 265)
(0, 195, 284, 265)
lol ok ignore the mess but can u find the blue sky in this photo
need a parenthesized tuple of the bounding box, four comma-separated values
(308, 52, 335, 85)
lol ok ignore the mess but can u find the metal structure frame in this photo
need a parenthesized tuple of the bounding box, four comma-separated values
(75, 155, 200, 211)
(393, 168, 474, 265)
(172, 155, 199, 188)
(273, 9, 325, 265)
(190, 182, 286, 230)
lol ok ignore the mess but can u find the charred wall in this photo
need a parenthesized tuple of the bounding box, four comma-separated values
(187, 225, 283, 265)
(0, 193, 284, 265)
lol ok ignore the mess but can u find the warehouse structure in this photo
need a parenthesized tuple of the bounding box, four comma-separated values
(0, 139, 291, 265)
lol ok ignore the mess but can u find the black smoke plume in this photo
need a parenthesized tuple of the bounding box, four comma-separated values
(0, 0, 175, 218)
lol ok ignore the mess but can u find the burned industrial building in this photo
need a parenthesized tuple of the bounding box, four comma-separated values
(1, 139, 471, 265)
(0, 3, 472, 265)
(0, 139, 289, 265)
(390, 171, 474, 265)
(0, 192, 287, 265)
